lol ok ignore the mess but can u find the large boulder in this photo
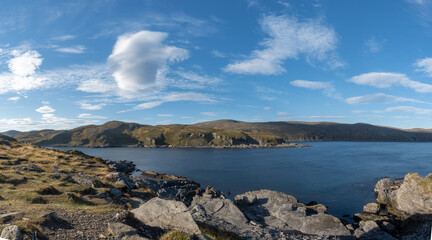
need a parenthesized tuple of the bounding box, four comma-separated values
(234, 190, 351, 237)
(354, 221, 396, 240)
(131, 197, 201, 235)
(189, 195, 249, 234)
(0, 225, 22, 240)
(375, 173, 432, 218)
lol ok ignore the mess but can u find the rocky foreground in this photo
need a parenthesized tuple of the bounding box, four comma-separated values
(1, 136, 432, 239)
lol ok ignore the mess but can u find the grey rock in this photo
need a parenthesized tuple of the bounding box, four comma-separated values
(131, 197, 201, 235)
(363, 203, 380, 214)
(381, 221, 395, 233)
(107, 222, 149, 240)
(189, 196, 249, 234)
(235, 190, 351, 237)
(0, 212, 22, 224)
(106, 173, 135, 191)
(107, 160, 136, 174)
(135, 177, 201, 205)
(374, 173, 432, 218)
(0, 225, 22, 240)
(110, 188, 123, 198)
(356, 220, 396, 240)
(15, 164, 43, 172)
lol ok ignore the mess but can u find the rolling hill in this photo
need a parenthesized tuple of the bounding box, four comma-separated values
(8, 119, 432, 147)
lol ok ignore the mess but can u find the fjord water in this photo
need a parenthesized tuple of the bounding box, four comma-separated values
(62, 142, 432, 218)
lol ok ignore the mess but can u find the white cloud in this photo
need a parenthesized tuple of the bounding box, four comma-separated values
(165, 71, 222, 89)
(158, 114, 174, 117)
(290, 80, 339, 98)
(36, 105, 55, 113)
(56, 45, 86, 54)
(108, 30, 189, 92)
(77, 78, 116, 93)
(346, 93, 426, 104)
(349, 72, 432, 93)
(364, 36, 385, 53)
(201, 112, 217, 116)
(385, 106, 432, 115)
(415, 57, 432, 77)
(212, 50, 225, 58)
(290, 80, 333, 90)
(78, 113, 107, 119)
(134, 101, 164, 110)
(224, 15, 341, 75)
(8, 50, 43, 76)
(52, 35, 76, 41)
(277, 111, 288, 115)
(79, 103, 106, 110)
(7, 96, 20, 102)
(133, 92, 216, 110)
(264, 106, 271, 110)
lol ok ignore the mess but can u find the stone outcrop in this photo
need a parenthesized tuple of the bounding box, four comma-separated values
(375, 173, 432, 218)
(131, 197, 201, 235)
(106, 172, 135, 191)
(234, 190, 351, 237)
(135, 176, 201, 206)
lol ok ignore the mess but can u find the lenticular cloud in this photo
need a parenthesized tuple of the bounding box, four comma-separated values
(108, 30, 189, 92)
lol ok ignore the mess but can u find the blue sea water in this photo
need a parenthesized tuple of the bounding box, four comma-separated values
(58, 142, 432, 218)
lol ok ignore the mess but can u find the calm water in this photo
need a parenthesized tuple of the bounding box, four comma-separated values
(58, 142, 432, 218)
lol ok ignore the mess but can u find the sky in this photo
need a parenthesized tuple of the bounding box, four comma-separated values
(1, 0, 432, 131)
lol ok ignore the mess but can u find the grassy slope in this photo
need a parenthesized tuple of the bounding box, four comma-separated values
(0, 137, 122, 232)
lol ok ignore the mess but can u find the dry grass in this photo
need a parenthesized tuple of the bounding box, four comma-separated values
(0, 140, 122, 225)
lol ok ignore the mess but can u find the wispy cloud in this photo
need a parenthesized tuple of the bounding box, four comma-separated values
(414, 57, 432, 77)
(364, 36, 385, 53)
(52, 35, 76, 41)
(224, 15, 342, 75)
(201, 112, 217, 116)
(346, 93, 427, 104)
(55, 45, 86, 54)
(132, 92, 216, 111)
(290, 80, 340, 98)
(7, 96, 20, 102)
(158, 114, 174, 117)
(348, 72, 432, 93)
(79, 102, 106, 110)
(385, 105, 432, 115)
(406, 0, 432, 27)
(78, 113, 107, 119)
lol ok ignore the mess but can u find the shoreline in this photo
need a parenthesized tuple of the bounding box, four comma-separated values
(44, 142, 311, 149)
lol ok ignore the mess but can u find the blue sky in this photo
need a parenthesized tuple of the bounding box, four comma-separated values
(1, 0, 432, 131)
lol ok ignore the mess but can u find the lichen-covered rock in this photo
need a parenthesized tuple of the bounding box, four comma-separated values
(0, 225, 22, 240)
(131, 197, 201, 235)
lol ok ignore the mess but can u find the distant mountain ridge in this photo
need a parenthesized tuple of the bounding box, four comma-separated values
(10, 121, 286, 148)
(6, 119, 432, 147)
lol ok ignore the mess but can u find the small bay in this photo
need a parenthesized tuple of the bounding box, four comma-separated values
(58, 142, 432, 218)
